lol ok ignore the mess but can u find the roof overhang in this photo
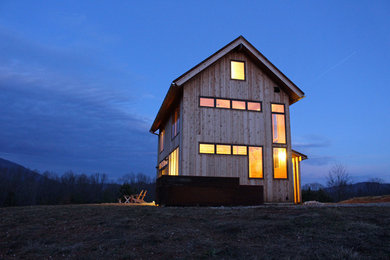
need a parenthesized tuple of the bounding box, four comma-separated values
(150, 36, 305, 133)
(292, 149, 308, 160)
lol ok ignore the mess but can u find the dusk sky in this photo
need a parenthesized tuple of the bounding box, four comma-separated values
(0, 1, 389, 184)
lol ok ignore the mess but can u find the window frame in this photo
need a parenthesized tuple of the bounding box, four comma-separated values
(272, 146, 289, 180)
(247, 146, 264, 179)
(199, 96, 262, 112)
(159, 129, 165, 153)
(230, 60, 246, 81)
(171, 106, 180, 140)
(271, 102, 287, 145)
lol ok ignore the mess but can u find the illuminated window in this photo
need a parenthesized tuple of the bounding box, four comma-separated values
(272, 103, 286, 144)
(249, 147, 263, 178)
(271, 104, 285, 113)
(168, 147, 179, 176)
(247, 102, 261, 111)
(216, 144, 231, 155)
(199, 143, 215, 154)
(273, 147, 287, 179)
(159, 129, 164, 152)
(232, 145, 247, 155)
(231, 61, 245, 80)
(172, 106, 180, 138)
(232, 100, 246, 110)
(158, 158, 168, 176)
(216, 99, 230, 109)
(200, 97, 214, 107)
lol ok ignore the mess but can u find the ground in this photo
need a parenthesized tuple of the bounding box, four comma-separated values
(1, 203, 389, 259)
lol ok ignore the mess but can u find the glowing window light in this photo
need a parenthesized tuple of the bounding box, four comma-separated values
(272, 114, 286, 143)
(247, 102, 261, 111)
(232, 145, 247, 155)
(249, 147, 263, 178)
(273, 147, 287, 179)
(199, 143, 215, 154)
(216, 144, 231, 155)
(271, 104, 285, 113)
(216, 99, 230, 109)
(232, 100, 246, 110)
(200, 97, 215, 107)
(168, 147, 179, 176)
(231, 61, 245, 80)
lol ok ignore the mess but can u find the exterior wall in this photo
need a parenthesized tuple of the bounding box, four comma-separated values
(157, 100, 182, 173)
(181, 50, 294, 203)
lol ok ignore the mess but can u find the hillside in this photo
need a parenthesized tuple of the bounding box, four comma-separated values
(0, 204, 389, 258)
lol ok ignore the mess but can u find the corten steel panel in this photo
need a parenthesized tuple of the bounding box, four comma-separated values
(156, 176, 263, 206)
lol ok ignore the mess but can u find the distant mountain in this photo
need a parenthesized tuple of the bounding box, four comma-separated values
(0, 157, 43, 181)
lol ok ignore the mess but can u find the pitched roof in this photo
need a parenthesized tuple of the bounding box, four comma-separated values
(150, 35, 305, 133)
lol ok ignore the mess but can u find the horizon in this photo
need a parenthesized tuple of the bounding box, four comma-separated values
(1, 1, 389, 185)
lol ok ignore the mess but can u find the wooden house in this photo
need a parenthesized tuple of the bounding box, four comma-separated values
(150, 36, 307, 206)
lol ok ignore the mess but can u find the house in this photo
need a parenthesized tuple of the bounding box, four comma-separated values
(150, 36, 307, 206)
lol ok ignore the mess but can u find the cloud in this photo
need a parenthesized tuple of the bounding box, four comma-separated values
(0, 27, 156, 178)
(292, 134, 331, 150)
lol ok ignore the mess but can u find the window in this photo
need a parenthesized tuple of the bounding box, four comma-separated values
(158, 159, 168, 176)
(232, 100, 246, 110)
(199, 143, 215, 154)
(271, 104, 285, 113)
(172, 106, 180, 138)
(159, 129, 165, 152)
(216, 99, 230, 109)
(216, 144, 231, 155)
(168, 147, 179, 176)
(272, 103, 286, 144)
(249, 147, 263, 178)
(199, 96, 262, 112)
(232, 145, 247, 155)
(231, 61, 245, 80)
(247, 102, 261, 111)
(200, 97, 214, 107)
(273, 147, 287, 179)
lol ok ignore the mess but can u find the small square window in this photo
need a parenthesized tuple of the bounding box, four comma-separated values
(231, 61, 245, 80)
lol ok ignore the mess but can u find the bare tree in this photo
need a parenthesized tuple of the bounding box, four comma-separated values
(326, 164, 352, 201)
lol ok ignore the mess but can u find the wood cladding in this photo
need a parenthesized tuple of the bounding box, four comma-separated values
(181, 50, 294, 203)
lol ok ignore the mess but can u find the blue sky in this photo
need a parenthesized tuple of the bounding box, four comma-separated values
(0, 1, 389, 184)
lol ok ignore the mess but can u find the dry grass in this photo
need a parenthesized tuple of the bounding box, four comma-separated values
(339, 195, 390, 204)
(1, 204, 389, 259)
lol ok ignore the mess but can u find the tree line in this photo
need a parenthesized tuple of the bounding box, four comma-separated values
(0, 166, 155, 207)
(302, 164, 390, 202)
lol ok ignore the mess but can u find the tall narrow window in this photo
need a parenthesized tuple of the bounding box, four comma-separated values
(273, 147, 287, 179)
(231, 61, 245, 80)
(249, 147, 263, 178)
(168, 147, 179, 176)
(172, 106, 180, 138)
(159, 129, 165, 153)
(272, 104, 286, 144)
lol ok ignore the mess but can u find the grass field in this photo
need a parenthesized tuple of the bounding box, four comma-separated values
(1, 204, 389, 259)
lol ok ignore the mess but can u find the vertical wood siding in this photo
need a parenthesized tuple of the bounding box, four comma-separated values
(181, 50, 294, 203)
